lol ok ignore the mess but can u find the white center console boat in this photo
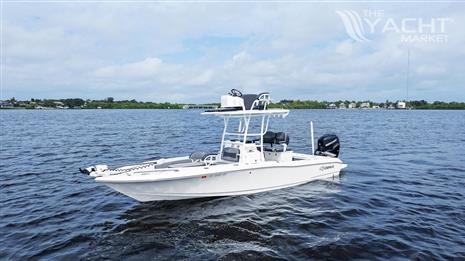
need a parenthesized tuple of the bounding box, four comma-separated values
(80, 89, 347, 202)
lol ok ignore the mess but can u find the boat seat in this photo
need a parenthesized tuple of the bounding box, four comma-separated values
(261, 131, 290, 145)
(242, 94, 259, 110)
(242, 92, 270, 110)
(189, 152, 217, 162)
(263, 131, 276, 144)
(258, 147, 290, 152)
(275, 132, 290, 145)
(222, 147, 240, 162)
(259, 131, 290, 152)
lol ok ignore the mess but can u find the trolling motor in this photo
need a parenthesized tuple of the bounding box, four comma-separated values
(79, 165, 108, 176)
(314, 134, 340, 157)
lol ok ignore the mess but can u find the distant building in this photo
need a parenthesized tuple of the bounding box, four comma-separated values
(0, 101, 14, 108)
(327, 103, 337, 109)
(279, 99, 294, 104)
(397, 102, 406, 109)
(339, 103, 347, 109)
(388, 104, 395, 109)
(348, 102, 356, 109)
(360, 102, 370, 109)
(372, 105, 380, 109)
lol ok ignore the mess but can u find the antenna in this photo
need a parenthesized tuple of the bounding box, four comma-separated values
(406, 48, 410, 106)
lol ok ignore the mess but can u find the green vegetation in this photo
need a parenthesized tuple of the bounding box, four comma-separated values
(1, 97, 182, 109)
(84, 98, 182, 109)
(408, 100, 465, 110)
(269, 100, 327, 109)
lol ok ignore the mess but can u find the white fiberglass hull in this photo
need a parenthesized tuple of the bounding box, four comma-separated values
(96, 155, 347, 202)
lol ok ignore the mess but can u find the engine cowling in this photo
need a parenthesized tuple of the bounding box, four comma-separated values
(315, 134, 340, 157)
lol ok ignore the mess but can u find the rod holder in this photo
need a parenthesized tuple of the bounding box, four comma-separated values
(310, 121, 315, 155)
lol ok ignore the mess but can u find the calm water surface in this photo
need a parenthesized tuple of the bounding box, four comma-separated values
(1, 109, 464, 260)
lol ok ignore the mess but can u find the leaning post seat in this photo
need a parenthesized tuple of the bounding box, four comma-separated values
(263, 131, 276, 144)
(260, 131, 290, 152)
(241, 94, 259, 110)
(219, 89, 271, 111)
(275, 132, 290, 146)
(222, 147, 240, 162)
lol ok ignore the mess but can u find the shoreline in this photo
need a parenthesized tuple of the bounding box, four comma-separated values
(2, 107, 465, 111)
(2, 99, 465, 110)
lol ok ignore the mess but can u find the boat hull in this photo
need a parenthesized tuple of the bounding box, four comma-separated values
(98, 160, 346, 202)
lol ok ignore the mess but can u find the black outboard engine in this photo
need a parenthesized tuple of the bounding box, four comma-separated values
(315, 134, 340, 157)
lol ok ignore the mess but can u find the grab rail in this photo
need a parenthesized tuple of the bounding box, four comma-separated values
(203, 155, 217, 166)
(249, 93, 271, 111)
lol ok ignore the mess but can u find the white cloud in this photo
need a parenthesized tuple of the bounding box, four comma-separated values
(3, 3, 465, 102)
(416, 65, 446, 76)
(94, 58, 163, 78)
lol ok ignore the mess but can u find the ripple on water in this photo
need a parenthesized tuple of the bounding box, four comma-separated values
(1, 109, 465, 260)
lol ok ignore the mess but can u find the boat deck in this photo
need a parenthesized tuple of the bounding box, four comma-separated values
(155, 158, 231, 169)
(152, 153, 308, 170)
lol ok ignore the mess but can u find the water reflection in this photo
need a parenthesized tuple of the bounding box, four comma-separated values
(85, 180, 343, 260)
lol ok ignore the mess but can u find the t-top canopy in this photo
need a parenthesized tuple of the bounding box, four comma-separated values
(201, 108, 289, 118)
(202, 89, 288, 118)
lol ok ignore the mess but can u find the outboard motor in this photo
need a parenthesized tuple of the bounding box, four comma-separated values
(315, 134, 340, 157)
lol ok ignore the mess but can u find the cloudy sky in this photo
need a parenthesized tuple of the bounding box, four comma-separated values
(3, 2, 465, 103)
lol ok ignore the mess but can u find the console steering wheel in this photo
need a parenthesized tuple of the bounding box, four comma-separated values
(229, 89, 242, 97)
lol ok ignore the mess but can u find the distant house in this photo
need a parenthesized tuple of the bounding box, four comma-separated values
(360, 102, 370, 109)
(0, 101, 14, 108)
(339, 103, 347, 109)
(397, 102, 406, 109)
(327, 103, 337, 109)
(279, 99, 294, 104)
(348, 102, 357, 109)
(372, 105, 380, 109)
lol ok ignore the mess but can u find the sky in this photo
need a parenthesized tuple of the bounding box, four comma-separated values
(3, 1, 465, 103)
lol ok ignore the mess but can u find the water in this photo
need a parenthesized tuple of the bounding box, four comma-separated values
(1, 109, 464, 260)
